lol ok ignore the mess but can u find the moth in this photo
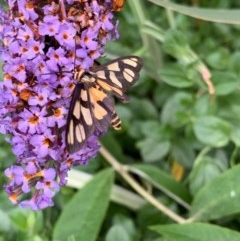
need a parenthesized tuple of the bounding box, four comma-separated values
(66, 56, 143, 154)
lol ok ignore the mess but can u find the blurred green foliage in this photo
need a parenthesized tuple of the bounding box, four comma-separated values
(2, 0, 240, 241)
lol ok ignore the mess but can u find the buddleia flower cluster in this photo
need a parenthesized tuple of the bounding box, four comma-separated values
(0, 0, 121, 210)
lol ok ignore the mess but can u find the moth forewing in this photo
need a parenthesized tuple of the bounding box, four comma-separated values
(88, 56, 143, 103)
(65, 83, 95, 154)
(120, 56, 143, 91)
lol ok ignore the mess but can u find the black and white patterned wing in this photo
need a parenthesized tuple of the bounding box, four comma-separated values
(89, 56, 143, 102)
(65, 82, 115, 154)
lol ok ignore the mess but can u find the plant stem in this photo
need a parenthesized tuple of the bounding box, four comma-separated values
(100, 145, 186, 224)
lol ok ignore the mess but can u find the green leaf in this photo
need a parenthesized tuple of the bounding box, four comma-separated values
(137, 138, 170, 162)
(153, 85, 176, 108)
(190, 165, 240, 221)
(9, 209, 32, 231)
(231, 127, 240, 146)
(0, 190, 17, 211)
(171, 139, 195, 167)
(0, 210, 11, 232)
(129, 98, 158, 120)
(151, 223, 240, 241)
(192, 95, 217, 117)
(130, 164, 192, 206)
(189, 156, 227, 194)
(128, 120, 145, 139)
(211, 72, 239, 96)
(100, 132, 126, 163)
(206, 48, 230, 70)
(53, 169, 114, 241)
(217, 97, 240, 127)
(161, 92, 193, 127)
(106, 215, 138, 241)
(193, 116, 231, 147)
(137, 203, 169, 231)
(141, 21, 165, 43)
(138, 121, 164, 138)
(148, 0, 240, 24)
(106, 225, 130, 241)
(229, 51, 240, 76)
(159, 64, 194, 88)
(140, 122, 174, 141)
(163, 30, 195, 63)
(113, 215, 138, 240)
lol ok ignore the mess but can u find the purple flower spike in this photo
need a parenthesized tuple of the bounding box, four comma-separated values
(0, 0, 119, 210)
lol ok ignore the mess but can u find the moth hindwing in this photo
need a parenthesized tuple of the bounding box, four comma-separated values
(66, 56, 143, 154)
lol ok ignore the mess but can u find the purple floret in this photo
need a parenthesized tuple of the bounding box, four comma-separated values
(0, 0, 119, 210)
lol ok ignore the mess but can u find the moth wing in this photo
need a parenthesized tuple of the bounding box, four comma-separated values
(65, 82, 115, 154)
(89, 56, 143, 101)
(66, 56, 143, 154)
(88, 83, 116, 134)
(66, 83, 97, 154)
